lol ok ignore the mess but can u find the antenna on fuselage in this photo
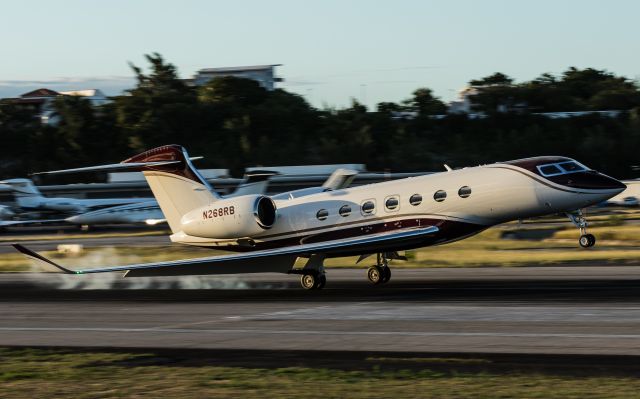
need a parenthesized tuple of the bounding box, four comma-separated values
(444, 164, 452, 172)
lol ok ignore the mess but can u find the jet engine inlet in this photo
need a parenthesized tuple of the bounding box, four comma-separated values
(254, 196, 277, 228)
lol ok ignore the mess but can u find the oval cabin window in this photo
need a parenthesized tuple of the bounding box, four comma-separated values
(361, 201, 375, 214)
(385, 197, 399, 210)
(339, 205, 351, 217)
(458, 186, 471, 198)
(433, 190, 447, 202)
(409, 194, 422, 206)
(316, 209, 329, 221)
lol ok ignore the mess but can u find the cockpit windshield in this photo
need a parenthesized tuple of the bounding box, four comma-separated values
(537, 161, 589, 177)
(557, 162, 585, 173)
(539, 164, 562, 175)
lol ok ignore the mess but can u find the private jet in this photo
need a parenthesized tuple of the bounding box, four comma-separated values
(14, 145, 626, 289)
(0, 178, 152, 214)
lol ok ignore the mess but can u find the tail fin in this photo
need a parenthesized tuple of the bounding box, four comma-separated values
(226, 171, 278, 198)
(122, 145, 220, 233)
(0, 178, 45, 208)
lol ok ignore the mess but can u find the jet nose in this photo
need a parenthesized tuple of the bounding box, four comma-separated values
(65, 215, 82, 224)
(557, 171, 626, 193)
(598, 174, 626, 192)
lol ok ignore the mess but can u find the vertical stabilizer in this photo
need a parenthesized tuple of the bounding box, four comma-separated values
(0, 178, 45, 209)
(122, 145, 219, 233)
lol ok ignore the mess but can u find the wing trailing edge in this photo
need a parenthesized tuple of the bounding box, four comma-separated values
(12, 225, 439, 276)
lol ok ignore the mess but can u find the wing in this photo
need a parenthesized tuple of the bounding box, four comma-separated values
(0, 219, 67, 227)
(12, 225, 438, 277)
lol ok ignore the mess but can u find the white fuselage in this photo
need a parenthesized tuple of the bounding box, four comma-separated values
(23, 196, 153, 213)
(170, 161, 623, 252)
(65, 200, 164, 225)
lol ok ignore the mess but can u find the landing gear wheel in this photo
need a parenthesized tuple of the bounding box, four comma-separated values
(381, 266, 391, 283)
(300, 272, 326, 290)
(367, 266, 383, 285)
(301, 273, 317, 290)
(317, 273, 327, 289)
(579, 234, 596, 248)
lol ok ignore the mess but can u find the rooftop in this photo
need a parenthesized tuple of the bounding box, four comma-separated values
(198, 64, 282, 73)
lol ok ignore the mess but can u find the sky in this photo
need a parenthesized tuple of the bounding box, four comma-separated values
(0, 0, 638, 108)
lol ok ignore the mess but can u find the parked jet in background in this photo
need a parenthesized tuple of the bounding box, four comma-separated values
(0, 178, 152, 214)
(605, 180, 640, 207)
(15, 145, 625, 289)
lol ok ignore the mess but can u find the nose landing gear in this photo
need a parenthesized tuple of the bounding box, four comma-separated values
(567, 209, 596, 248)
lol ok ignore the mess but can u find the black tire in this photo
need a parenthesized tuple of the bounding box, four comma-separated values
(367, 266, 382, 285)
(586, 234, 596, 247)
(579, 235, 591, 248)
(381, 267, 391, 283)
(300, 273, 317, 290)
(317, 274, 326, 289)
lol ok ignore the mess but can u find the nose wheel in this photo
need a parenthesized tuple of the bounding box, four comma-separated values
(567, 209, 596, 248)
(367, 253, 392, 285)
(579, 234, 596, 248)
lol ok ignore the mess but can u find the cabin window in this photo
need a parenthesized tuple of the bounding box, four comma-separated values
(385, 196, 399, 211)
(409, 194, 422, 206)
(339, 205, 351, 217)
(458, 186, 472, 198)
(361, 200, 375, 215)
(316, 209, 329, 221)
(433, 190, 447, 202)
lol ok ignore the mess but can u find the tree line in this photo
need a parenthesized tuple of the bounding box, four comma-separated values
(1, 53, 639, 181)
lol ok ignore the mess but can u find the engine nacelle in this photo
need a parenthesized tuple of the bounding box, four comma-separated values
(180, 195, 277, 239)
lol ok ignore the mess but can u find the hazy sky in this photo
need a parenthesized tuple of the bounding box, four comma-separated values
(1, 0, 638, 108)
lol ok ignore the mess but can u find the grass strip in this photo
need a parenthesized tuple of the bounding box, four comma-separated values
(2, 347, 640, 399)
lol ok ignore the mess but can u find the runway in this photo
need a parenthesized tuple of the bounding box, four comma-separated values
(2, 266, 640, 355)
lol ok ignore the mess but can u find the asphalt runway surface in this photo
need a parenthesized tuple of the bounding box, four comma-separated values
(2, 266, 640, 356)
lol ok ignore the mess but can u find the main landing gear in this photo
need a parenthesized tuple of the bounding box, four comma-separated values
(567, 209, 596, 248)
(367, 253, 393, 285)
(300, 271, 326, 290)
(289, 254, 327, 290)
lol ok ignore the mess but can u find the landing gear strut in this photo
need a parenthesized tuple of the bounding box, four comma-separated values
(567, 209, 596, 248)
(367, 253, 392, 285)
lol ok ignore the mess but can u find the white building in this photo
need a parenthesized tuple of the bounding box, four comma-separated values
(448, 86, 479, 114)
(189, 64, 283, 91)
(4, 88, 110, 125)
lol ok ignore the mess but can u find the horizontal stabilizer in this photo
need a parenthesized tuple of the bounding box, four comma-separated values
(31, 161, 183, 176)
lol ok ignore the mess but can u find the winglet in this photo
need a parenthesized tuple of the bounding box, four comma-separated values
(12, 244, 78, 274)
